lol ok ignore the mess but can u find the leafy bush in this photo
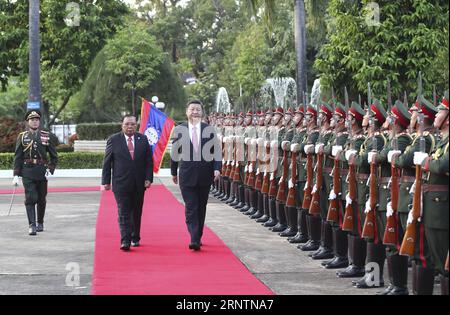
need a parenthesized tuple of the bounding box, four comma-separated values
(0, 117, 24, 153)
(76, 123, 122, 140)
(0, 151, 172, 170)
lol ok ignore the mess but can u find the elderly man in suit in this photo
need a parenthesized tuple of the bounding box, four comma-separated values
(171, 100, 222, 251)
(102, 114, 153, 251)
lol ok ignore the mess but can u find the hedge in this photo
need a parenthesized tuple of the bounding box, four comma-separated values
(76, 123, 122, 140)
(0, 152, 171, 170)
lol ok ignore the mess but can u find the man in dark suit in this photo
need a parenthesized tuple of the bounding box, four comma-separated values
(171, 100, 222, 251)
(102, 115, 153, 251)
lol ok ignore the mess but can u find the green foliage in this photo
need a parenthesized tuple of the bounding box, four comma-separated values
(0, 77, 28, 120)
(104, 21, 164, 91)
(0, 117, 24, 153)
(315, 0, 449, 101)
(0, 0, 129, 120)
(76, 123, 122, 140)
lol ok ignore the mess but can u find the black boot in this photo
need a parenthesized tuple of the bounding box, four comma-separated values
(256, 194, 270, 223)
(250, 191, 264, 219)
(289, 208, 309, 243)
(354, 242, 386, 288)
(381, 255, 409, 295)
(271, 202, 287, 232)
(26, 205, 37, 236)
(412, 262, 435, 295)
(244, 189, 257, 215)
(441, 275, 449, 295)
(232, 184, 243, 208)
(235, 185, 246, 209)
(337, 235, 366, 277)
(225, 182, 236, 204)
(239, 188, 251, 212)
(299, 215, 321, 251)
(311, 221, 334, 260)
(263, 197, 278, 227)
(324, 228, 349, 269)
(279, 206, 298, 237)
(219, 179, 229, 201)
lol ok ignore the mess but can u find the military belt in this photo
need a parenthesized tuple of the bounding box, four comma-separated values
(340, 169, 349, 176)
(357, 174, 369, 181)
(323, 167, 333, 174)
(380, 177, 391, 184)
(24, 159, 47, 166)
(423, 184, 448, 193)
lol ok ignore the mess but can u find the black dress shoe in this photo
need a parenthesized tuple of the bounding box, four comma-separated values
(288, 233, 309, 244)
(256, 215, 269, 223)
(263, 218, 278, 228)
(298, 240, 320, 251)
(131, 241, 140, 247)
(324, 257, 349, 269)
(28, 224, 37, 236)
(271, 223, 287, 232)
(376, 284, 394, 295)
(336, 265, 365, 278)
(353, 274, 384, 288)
(120, 243, 131, 251)
(189, 243, 201, 251)
(279, 228, 297, 237)
(36, 223, 44, 232)
(387, 286, 409, 295)
(311, 248, 334, 260)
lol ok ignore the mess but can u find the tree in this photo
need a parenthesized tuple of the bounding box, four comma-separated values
(0, 0, 129, 123)
(104, 22, 164, 115)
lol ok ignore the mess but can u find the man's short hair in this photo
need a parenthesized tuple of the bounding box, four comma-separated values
(186, 100, 204, 110)
(122, 114, 137, 123)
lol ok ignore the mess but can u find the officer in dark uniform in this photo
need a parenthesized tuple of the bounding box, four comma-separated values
(13, 110, 58, 235)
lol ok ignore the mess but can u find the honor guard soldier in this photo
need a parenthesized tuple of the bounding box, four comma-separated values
(396, 94, 437, 295)
(309, 102, 335, 259)
(377, 99, 413, 295)
(13, 110, 58, 235)
(352, 99, 388, 288)
(322, 102, 350, 268)
(333, 101, 366, 277)
(414, 92, 449, 295)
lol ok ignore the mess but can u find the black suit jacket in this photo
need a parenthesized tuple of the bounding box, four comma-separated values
(102, 132, 153, 192)
(170, 122, 222, 187)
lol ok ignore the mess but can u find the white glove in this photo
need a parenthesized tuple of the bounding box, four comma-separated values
(288, 179, 294, 189)
(244, 138, 250, 145)
(329, 190, 337, 200)
(264, 140, 270, 148)
(409, 181, 416, 195)
(386, 201, 394, 218)
(244, 165, 248, 172)
(304, 144, 314, 154)
(407, 210, 415, 225)
(251, 139, 257, 146)
(312, 185, 318, 194)
(345, 193, 352, 207)
(12, 175, 20, 186)
(278, 177, 284, 185)
(315, 143, 324, 154)
(303, 184, 309, 191)
(367, 151, 377, 164)
(291, 143, 301, 152)
(249, 164, 253, 173)
(256, 167, 260, 175)
(345, 149, 357, 161)
(364, 199, 371, 214)
(332, 145, 343, 157)
(270, 140, 278, 148)
(387, 150, 401, 163)
(270, 173, 275, 181)
(414, 152, 428, 166)
(281, 141, 290, 151)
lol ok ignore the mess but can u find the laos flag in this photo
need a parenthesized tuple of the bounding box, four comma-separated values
(139, 98, 175, 173)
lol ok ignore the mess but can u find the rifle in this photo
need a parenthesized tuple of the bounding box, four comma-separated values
(384, 80, 400, 245)
(301, 94, 313, 210)
(276, 147, 290, 202)
(326, 92, 341, 223)
(286, 148, 298, 208)
(261, 140, 272, 195)
(342, 88, 356, 231)
(400, 72, 425, 257)
(362, 83, 377, 240)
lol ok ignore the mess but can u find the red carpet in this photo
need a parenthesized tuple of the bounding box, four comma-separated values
(92, 185, 273, 295)
(0, 186, 100, 195)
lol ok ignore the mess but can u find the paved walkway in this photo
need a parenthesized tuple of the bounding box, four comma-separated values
(0, 177, 441, 295)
